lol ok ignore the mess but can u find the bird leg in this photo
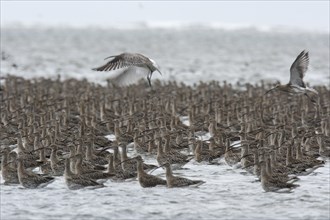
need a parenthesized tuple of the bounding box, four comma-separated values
(147, 72, 152, 87)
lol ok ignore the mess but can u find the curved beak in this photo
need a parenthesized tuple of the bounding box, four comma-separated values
(264, 87, 276, 95)
(156, 68, 162, 76)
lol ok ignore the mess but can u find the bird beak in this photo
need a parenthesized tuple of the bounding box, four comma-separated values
(264, 87, 276, 95)
(149, 164, 164, 174)
(156, 68, 162, 76)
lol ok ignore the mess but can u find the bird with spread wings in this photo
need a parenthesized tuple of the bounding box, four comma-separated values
(92, 53, 162, 87)
(265, 50, 318, 103)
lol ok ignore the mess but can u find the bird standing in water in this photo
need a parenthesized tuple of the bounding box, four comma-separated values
(265, 50, 318, 103)
(92, 53, 162, 87)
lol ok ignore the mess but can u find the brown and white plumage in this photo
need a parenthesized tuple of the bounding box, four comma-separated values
(260, 160, 299, 192)
(134, 155, 167, 188)
(107, 154, 136, 181)
(50, 144, 65, 176)
(64, 158, 104, 190)
(265, 50, 318, 103)
(92, 53, 162, 86)
(17, 158, 55, 189)
(74, 154, 114, 181)
(156, 137, 190, 169)
(120, 143, 156, 173)
(164, 163, 205, 188)
(1, 147, 19, 185)
(289, 50, 309, 87)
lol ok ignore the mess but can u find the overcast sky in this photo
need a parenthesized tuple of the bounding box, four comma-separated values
(1, 1, 329, 32)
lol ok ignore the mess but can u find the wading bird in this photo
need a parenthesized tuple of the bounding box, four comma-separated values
(92, 53, 162, 87)
(265, 50, 318, 103)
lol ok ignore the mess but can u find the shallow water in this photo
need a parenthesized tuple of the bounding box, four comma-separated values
(1, 154, 329, 220)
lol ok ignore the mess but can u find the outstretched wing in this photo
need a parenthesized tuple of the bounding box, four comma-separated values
(289, 50, 309, 87)
(92, 53, 149, 72)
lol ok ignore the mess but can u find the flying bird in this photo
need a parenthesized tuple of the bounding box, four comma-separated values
(265, 50, 318, 103)
(92, 53, 162, 86)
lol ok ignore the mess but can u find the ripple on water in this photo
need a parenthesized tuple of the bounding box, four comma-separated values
(1, 157, 329, 219)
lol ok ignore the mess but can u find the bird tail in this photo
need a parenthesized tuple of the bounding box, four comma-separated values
(190, 180, 205, 187)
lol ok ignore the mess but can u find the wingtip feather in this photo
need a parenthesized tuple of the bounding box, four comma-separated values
(92, 67, 102, 71)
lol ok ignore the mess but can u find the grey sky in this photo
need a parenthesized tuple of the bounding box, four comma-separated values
(1, 1, 329, 32)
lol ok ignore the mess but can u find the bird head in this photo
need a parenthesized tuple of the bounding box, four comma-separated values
(149, 58, 162, 76)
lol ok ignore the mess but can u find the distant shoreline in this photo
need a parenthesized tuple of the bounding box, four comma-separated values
(1, 22, 329, 35)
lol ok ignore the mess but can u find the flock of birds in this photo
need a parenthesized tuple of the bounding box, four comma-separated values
(0, 50, 329, 193)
